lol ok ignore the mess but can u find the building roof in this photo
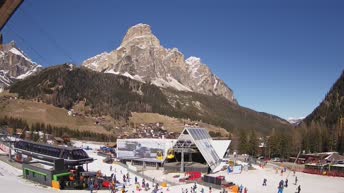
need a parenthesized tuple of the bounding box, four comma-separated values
(177, 127, 221, 171)
(325, 152, 344, 162)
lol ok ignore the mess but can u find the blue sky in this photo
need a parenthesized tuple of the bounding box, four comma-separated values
(2, 0, 344, 120)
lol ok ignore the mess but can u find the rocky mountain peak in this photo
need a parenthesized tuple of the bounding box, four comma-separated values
(120, 23, 160, 48)
(82, 24, 237, 104)
(0, 41, 42, 91)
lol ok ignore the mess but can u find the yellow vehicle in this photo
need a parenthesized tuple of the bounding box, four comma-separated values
(228, 160, 234, 167)
(167, 149, 175, 159)
(156, 151, 163, 161)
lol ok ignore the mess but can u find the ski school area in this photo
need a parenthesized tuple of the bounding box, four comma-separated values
(0, 127, 344, 193)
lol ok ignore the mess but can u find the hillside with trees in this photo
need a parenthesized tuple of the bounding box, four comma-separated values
(8, 64, 291, 134)
(301, 70, 344, 154)
(304, 71, 344, 128)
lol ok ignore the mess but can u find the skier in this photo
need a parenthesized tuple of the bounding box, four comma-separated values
(110, 165, 113, 171)
(297, 185, 301, 193)
(239, 184, 243, 193)
(89, 179, 94, 193)
(295, 176, 298, 185)
(262, 178, 267, 186)
(109, 182, 115, 193)
(244, 187, 248, 193)
(278, 180, 284, 193)
(285, 179, 288, 188)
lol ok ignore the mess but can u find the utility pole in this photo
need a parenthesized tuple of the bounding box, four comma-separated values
(180, 149, 184, 173)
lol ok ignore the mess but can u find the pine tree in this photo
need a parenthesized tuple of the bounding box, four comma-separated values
(238, 130, 248, 154)
(268, 128, 279, 158)
(247, 129, 258, 156)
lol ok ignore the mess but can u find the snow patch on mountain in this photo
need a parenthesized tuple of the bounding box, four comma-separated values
(0, 70, 12, 86)
(105, 70, 145, 83)
(214, 77, 218, 90)
(16, 65, 42, 79)
(152, 75, 192, 92)
(287, 117, 304, 125)
(105, 69, 120, 75)
(186, 56, 202, 79)
(83, 52, 109, 70)
(9, 47, 35, 64)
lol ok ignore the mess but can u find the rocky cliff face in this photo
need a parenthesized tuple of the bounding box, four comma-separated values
(82, 24, 237, 103)
(0, 41, 41, 91)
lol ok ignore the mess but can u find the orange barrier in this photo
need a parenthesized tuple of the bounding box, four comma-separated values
(228, 185, 239, 193)
(52, 180, 60, 190)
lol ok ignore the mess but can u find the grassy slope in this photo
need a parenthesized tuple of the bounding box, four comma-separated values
(0, 93, 110, 134)
(0, 95, 228, 136)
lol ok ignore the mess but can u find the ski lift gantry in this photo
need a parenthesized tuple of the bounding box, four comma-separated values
(173, 139, 198, 172)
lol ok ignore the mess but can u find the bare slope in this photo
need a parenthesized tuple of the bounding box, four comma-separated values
(0, 92, 110, 134)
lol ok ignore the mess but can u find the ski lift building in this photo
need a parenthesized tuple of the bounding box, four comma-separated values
(165, 127, 227, 173)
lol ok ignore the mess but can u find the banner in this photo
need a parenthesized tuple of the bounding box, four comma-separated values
(117, 139, 175, 162)
(232, 166, 242, 174)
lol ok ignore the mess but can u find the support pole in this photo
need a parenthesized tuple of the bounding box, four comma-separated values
(287, 151, 301, 179)
(180, 149, 184, 173)
(8, 147, 11, 161)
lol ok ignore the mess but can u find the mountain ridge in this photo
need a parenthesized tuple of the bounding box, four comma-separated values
(8, 64, 290, 134)
(0, 41, 41, 91)
(303, 70, 344, 128)
(82, 23, 237, 104)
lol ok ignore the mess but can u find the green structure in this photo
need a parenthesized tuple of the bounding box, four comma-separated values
(22, 162, 69, 187)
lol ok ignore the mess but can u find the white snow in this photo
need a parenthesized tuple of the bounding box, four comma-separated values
(82, 52, 109, 70)
(9, 47, 35, 63)
(0, 70, 12, 86)
(287, 117, 305, 124)
(166, 75, 192, 92)
(1, 140, 344, 193)
(133, 74, 145, 83)
(131, 23, 150, 29)
(16, 65, 42, 80)
(185, 56, 203, 80)
(152, 75, 192, 92)
(67, 64, 74, 71)
(105, 70, 145, 83)
(213, 77, 218, 90)
(122, 71, 135, 79)
(104, 69, 120, 75)
(185, 56, 201, 65)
